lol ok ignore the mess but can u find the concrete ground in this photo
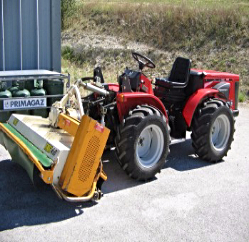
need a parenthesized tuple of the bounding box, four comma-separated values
(0, 104, 248, 242)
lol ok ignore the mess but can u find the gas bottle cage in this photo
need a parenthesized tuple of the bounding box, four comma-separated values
(0, 70, 70, 122)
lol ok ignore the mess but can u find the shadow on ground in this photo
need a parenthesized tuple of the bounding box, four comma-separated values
(102, 138, 216, 194)
(0, 138, 217, 231)
(0, 160, 95, 231)
(165, 138, 218, 171)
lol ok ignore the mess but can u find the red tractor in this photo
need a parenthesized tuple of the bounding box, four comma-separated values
(83, 52, 239, 181)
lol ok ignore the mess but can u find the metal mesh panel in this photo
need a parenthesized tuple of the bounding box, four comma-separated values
(78, 136, 100, 182)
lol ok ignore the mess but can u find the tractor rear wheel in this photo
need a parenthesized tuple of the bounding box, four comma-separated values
(115, 105, 170, 181)
(191, 99, 234, 162)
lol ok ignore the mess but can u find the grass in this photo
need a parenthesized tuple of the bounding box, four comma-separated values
(79, 0, 249, 5)
(68, 1, 248, 50)
(62, 53, 124, 83)
(62, 0, 249, 100)
(239, 92, 247, 103)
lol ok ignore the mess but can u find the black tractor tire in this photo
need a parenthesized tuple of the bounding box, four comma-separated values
(115, 105, 170, 181)
(191, 99, 235, 162)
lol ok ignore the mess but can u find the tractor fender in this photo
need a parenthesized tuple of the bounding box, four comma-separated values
(183, 88, 220, 127)
(105, 83, 120, 92)
(116, 92, 168, 122)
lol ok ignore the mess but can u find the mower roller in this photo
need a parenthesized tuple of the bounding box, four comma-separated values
(0, 52, 239, 202)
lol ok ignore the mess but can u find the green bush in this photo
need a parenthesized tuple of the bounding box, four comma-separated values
(61, 0, 76, 29)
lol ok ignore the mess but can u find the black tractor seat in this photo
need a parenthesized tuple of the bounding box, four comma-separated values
(155, 57, 191, 89)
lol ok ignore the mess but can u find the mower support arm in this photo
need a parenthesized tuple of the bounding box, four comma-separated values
(49, 80, 110, 127)
(49, 83, 84, 127)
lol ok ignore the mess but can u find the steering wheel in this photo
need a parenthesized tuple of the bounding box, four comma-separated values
(132, 52, 156, 70)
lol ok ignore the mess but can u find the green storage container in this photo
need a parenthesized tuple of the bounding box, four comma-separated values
(30, 80, 48, 117)
(43, 79, 64, 106)
(0, 81, 12, 122)
(9, 80, 19, 95)
(13, 81, 30, 115)
(25, 80, 35, 92)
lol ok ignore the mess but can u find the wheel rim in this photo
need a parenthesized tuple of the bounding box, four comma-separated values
(210, 114, 231, 153)
(136, 124, 164, 168)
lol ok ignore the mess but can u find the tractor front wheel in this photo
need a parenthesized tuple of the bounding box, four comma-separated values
(191, 99, 234, 162)
(115, 105, 170, 181)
